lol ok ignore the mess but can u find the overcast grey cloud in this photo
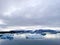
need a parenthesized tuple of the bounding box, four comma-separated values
(0, 0, 60, 29)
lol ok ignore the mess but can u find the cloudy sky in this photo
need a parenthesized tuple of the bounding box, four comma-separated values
(0, 0, 60, 31)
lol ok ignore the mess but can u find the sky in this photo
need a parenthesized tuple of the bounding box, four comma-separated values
(0, 0, 60, 31)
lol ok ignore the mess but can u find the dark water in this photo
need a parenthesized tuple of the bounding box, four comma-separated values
(0, 33, 60, 45)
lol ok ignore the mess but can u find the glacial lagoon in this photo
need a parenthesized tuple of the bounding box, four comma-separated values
(0, 33, 60, 45)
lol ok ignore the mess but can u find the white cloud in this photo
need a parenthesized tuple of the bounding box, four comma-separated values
(0, 0, 60, 31)
(0, 19, 6, 25)
(1, 25, 60, 31)
(3, 7, 21, 17)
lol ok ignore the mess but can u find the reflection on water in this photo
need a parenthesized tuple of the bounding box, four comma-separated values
(0, 33, 60, 45)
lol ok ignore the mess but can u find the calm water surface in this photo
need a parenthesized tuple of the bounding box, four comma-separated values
(0, 33, 60, 45)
